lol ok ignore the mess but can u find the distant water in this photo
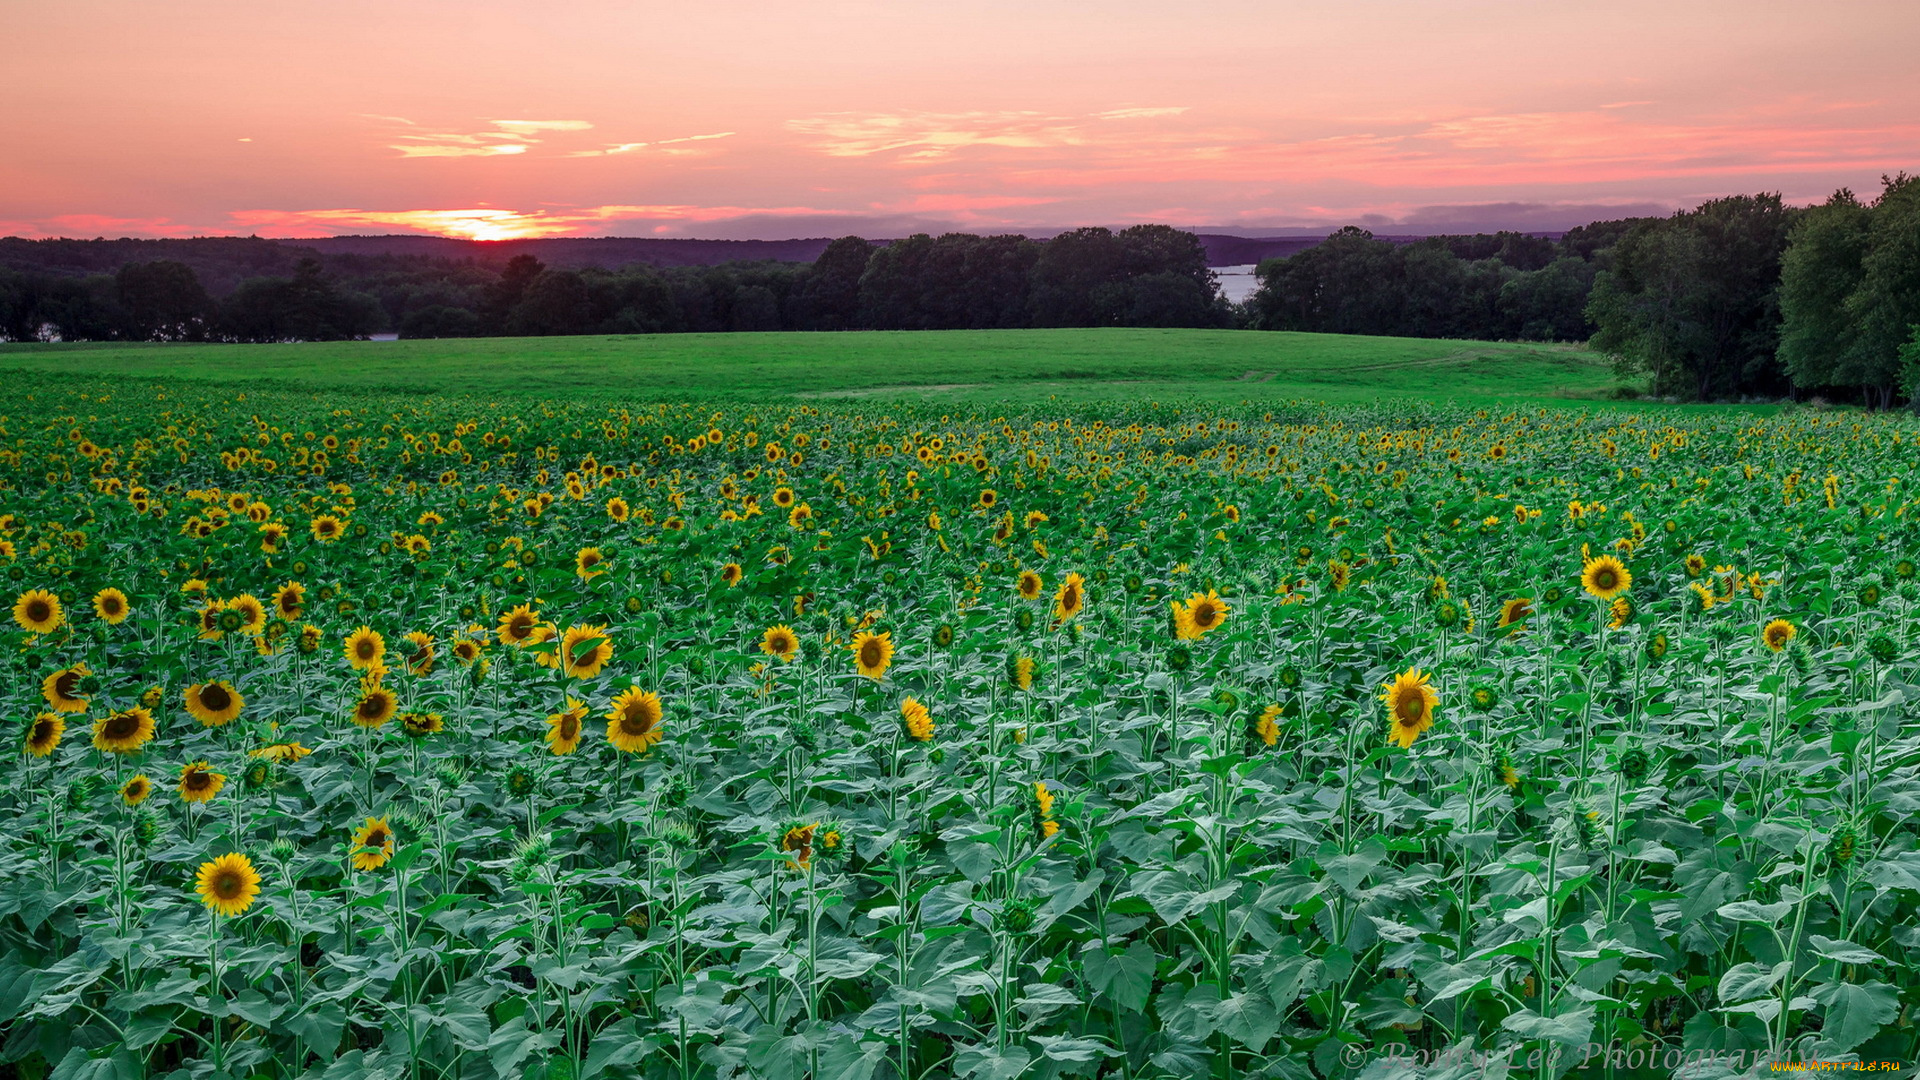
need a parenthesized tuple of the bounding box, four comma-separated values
(1213, 264, 1259, 305)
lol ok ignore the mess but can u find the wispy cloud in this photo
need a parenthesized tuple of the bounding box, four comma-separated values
(379, 117, 594, 159)
(229, 202, 857, 241)
(788, 107, 1190, 160)
(568, 132, 736, 158)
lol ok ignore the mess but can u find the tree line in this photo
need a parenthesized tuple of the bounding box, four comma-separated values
(0, 225, 1232, 344)
(1242, 178, 1920, 405)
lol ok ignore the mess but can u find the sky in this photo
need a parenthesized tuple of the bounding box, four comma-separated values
(3, 0, 1918, 242)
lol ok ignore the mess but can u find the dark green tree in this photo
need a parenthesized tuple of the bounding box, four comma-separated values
(115, 260, 215, 340)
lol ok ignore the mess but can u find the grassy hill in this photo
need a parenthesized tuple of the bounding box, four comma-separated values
(0, 328, 1631, 404)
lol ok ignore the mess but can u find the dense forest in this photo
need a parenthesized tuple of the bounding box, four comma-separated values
(5, 181, 1918, 404)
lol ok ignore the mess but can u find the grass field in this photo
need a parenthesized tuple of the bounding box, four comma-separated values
(0, 328, 1630, 404)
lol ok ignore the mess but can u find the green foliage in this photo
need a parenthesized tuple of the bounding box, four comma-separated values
(1780, 175, 1920, 407)
(1586, 193, 1799, 401)
(1, 375, 1917, 1078)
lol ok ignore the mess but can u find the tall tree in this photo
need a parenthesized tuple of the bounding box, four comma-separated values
(115, 260, 215, 340)
(1586, 194, 1797, 400)
(1777, 189, 1872, 392)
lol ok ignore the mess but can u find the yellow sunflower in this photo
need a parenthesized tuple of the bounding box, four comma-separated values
(851, 630, 894, 680)
(92, 587, 130, 625)
(351, 817, 396, 871)
(1380, 667, 1438, 749)
(344, 626, 385, 670)
(26, 713, 63, 757)
(120, 774, 152, 805)
(575, 546, 607, 580)
(228, 594, 267, 636)
(451, 638, 482, 665)
(559, 624, 613, 679)
(1580, 555, 1631, 601)
(1173, 590, 1230, 640)
(310, 515, 344, 542)
(720, 562, 744, 587)
(272, 581, 305, 620)
(1497, 597, 1533, 632)
(92, 707, 156, 754)
(606, 687, 665, 754)
(194, 853, 262, 917)
(249, 742, 312, 763)
(402, 631, 435, 675)
(901, 697, 934, 741)
(41, 664, 91, 714)
(178, 760, 226, 804)
(351, 686, 398, 728)
(12, 589, 63, 634)
(184, 681, 244, 726)
(1053, 572, 1086, 622)
(1762, 618, 1796, 652)
(497, 604, 540, 647)
(761, 624, 799, 663)
(1017, 570, 1043, 601)
(547, 698, 587, 755)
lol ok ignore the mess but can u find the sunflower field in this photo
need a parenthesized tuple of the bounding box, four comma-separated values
(5, 375, 1920, 1079)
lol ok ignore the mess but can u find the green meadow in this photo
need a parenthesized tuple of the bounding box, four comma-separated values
(0, 329, 1629, 404)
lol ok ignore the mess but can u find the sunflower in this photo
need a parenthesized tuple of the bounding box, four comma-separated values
(606, 497, 631, 522)
(272, 581, 305, 620)
(228, 594, 267, 636)
(1053, 572, 1086, 622)
(184, 681, 244, 726)
(178, 761, 226, 804)
(344, 626, 385, 671)
(901, 697, 934, 741)
(310, 515, 344, 542)
(12, 589, 62, 634)
(249, 742, 312, 763)
(1016, 570, 1043, 601)
(772, 486, 796, 508)
(92, 707, 155, 754)
(1762, 618, 1796, 652)
(25, 714, 63, 757)
(1011, 654, 1035, 692)
(977, 489, 998, 511)
(1380, 667, 1438, 749)
(497, 604, 540, 647)
(120, 774, 152, 805)
(41, 664, 91, 713)
(1253, 704, 1280, 748)
(351, 817, 396, 871)
(400, 711, 443, 738)
(352, 686, 398, 728)
(402, 631, 435, 675)
(1683, 554, 1706, 577)
(780, 821, 818, 871)
(546, 698, 586, 755)
(720, 562, 744, 587)
(92, 587, 130, 625)
(1580, 555, 1631, 601)
(194, 853, 262, 917)
(451, 638, 482, 665)
(575, 546, 607, 580)
(195, 599, 229, 641)
(851, 630, 894, 680)
(607, 688, 665, 754)
(1497, 597, 1533, 632)
(559, 624, 613, 679)
(761, 624, 800, 663)
(1173, 590, 1230, 640)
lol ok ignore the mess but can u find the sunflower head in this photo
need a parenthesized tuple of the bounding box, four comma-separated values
(607, 687, 665, 754)
(1580, 555, 1631, 601)
(558, 624, 613, 679)
(25, 713, 64, 757)
(195, 853, 262, 917)
(93, 707, 156, 754)
(1380, 667, 1438, 749)
(851, 630, 894, 680)
(1762, 618, 1796, 652)
(351, 817, 396, 871)
(185, 680, 243, 727)
(900, 697, 934, 741)
(12, 589, 64, 634)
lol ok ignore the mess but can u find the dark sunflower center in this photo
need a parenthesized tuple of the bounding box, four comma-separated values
(200, 684, 232, 712)
(860, 642, 883, 667)
(366, 829, 388, 847)
(55, 672, 81, 699)
(1397, 693, 1426, 722)
(26, 600, 51, 621)
(1063, 586, 1079, 608)
(411, 647, 429, 664)
(358, 696, 386, 719)
(560, 716, 579, 739)
(1194, 602, 1218, 626)
(214, 870, 243, 899)
(620, 708, 654, 735)
(103, 712, 137, 739)
(356, 641, 376, 659)
(1595, 570, 1617, 589)
(102, 596, 123, 613)
(32, 719, 54, 742)
(185, 771, 211, 791)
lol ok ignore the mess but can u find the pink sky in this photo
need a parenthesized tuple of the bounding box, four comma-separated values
(4, 0, 1917, 241)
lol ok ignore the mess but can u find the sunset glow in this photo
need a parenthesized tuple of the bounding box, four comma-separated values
(5, 0, 1917, 240)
